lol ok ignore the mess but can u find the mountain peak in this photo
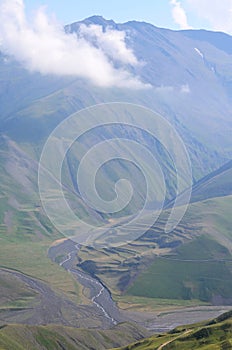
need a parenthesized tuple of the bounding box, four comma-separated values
(83, 15, 116, 26)
(66, 16, 117, 33)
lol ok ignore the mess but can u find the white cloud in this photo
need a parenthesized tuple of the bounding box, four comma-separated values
(0, 0, 147, 89)
(155, 84, 191, 94)
(180, 84, 190, 93)
(79, 24, 139, 66)
(186, 0, 232, 34)
(170, 0, 193, 29)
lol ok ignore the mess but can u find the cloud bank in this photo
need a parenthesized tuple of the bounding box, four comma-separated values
(0, 0, 146, 88)
(170, 0, 192, 29)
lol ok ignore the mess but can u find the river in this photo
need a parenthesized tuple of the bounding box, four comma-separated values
(48, 239, 122, 327)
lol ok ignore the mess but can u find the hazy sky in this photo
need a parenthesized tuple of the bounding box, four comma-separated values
(23, 1, 176, 26)
(23, 0, 232, 35)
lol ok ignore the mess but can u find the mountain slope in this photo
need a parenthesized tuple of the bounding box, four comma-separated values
(0, 322, 149, 350)
(190, 160, 232, 203)
(181, 29, 232, 55)
(127, 234, 232, 303)
(113, 310, 232, 350)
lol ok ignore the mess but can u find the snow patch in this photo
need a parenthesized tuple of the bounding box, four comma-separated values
(194, 47, 204, 59)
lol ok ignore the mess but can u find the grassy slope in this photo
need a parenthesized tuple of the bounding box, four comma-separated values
(127, 235, 232, 302)
(126, 194, 232, 303)
(113, 311, 232, 350)
(0, 136, 85, 301)
(0, 269, 37, 311)
(0, 322, 149, 350)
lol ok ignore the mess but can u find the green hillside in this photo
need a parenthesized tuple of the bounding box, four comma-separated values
(0, 322, 148, 350)
(127, 235, 232, 302)
(113, 310, 232, 350)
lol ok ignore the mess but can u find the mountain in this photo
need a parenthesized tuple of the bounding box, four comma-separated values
(0, 16, 232, 332)
(0, 16, 232, 239)
(1, 16, 232, 177)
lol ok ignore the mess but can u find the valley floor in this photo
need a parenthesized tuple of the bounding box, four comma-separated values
(1, 237, 232, 350)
